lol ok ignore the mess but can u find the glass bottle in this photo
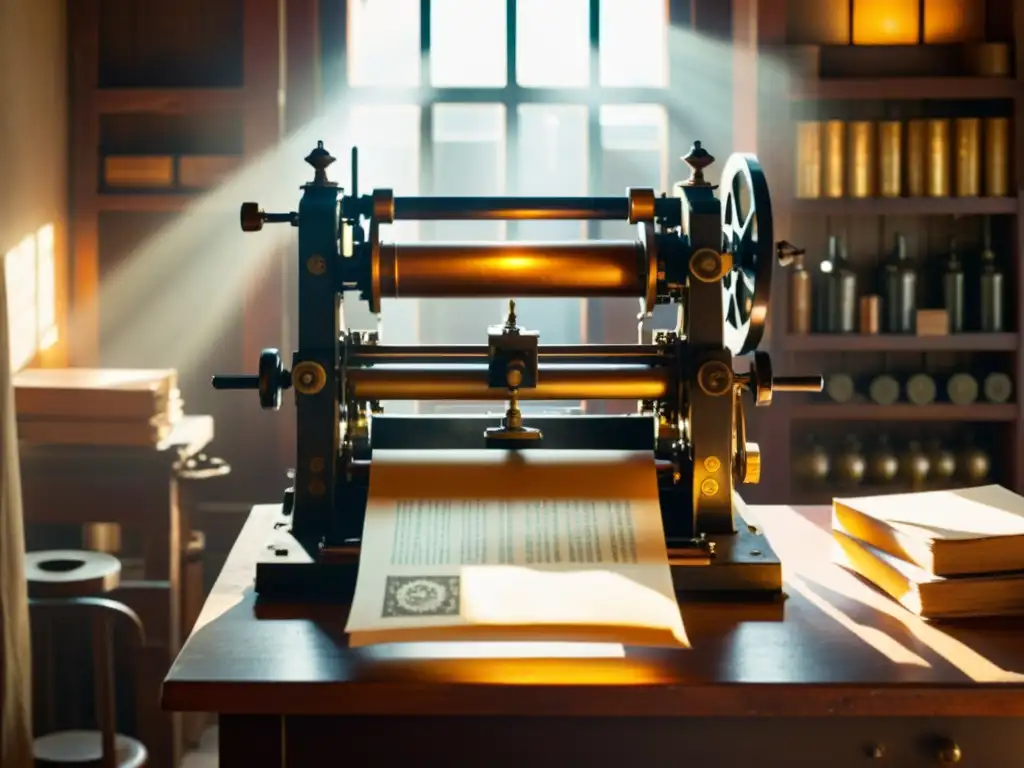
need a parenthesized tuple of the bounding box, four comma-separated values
(979, 218, 1004, 332)
(834, 436, 867, 488)
(824, 235, 857, 333)
(942, 236, 964, 333)
(867, 436, 900, 484)
(788, 250, 812, 334)
(882, 232, 917, 333)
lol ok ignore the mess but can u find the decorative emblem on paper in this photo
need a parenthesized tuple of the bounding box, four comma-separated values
(382, 575, 461, 618)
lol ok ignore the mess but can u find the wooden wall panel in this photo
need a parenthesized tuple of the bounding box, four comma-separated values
(0, 0, 69, 369)
(98, 0, 244, 88)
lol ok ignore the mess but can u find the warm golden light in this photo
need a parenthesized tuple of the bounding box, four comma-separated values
(853, 0, 921, 45)
(924, 0, 985, 43)
(35, 224, 57, 352)
(3, 223, 58, 371)
(4, 235, 37, 371)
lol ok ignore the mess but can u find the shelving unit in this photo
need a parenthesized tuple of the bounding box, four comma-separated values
(781, 332, 1019, 352)
(789, 76, 1018, 101)
(790, 403, 1019, 422)
(68, 0, 283, 368)
(791, 197, 1018, 216)
(754, 0, 1023, 505)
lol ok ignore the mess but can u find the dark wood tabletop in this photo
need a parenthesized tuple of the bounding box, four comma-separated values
(162, 502, 1024, 718)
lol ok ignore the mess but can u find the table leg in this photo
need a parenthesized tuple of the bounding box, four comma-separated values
(138, 478, 182, 768)
(220, 715, 284, 768)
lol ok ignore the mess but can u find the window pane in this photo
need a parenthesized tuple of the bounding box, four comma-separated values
(599, 0, 668, 87)
(345, 105, 421, 363)
(425, 104, 506, 347)
(431, 104, 506, 240)
(345, 105, 421, 413)
(348, 0, 421, 87)
(516, 0, 590, 88)
(36, 224, 57, 349)
(597, 104, 667, 345)
(430, 0, 507, 87)
(5, 235, 38, 371)
(515, 105, 589, 346)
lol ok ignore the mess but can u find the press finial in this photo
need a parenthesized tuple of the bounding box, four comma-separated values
(304, 141, 336, 186)
(682, 140, 715, 187)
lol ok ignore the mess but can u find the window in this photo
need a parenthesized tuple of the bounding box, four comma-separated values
(4, 224, 57, 372)
(333, 0, 675, 410)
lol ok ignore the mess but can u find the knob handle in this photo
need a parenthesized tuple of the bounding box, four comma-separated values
(773, 375, 825, 393)
(211, 375, 258, 390)
(239, 202, 298, 232)
(211, 348, 291, 410)
(736, 352, 824, 407)
(776, 240, 805, 268)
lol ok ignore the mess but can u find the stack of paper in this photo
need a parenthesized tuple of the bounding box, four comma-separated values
(832, 485, 1024, 619)
(345, 449, 689, 648)
(14, 368, 182, 447)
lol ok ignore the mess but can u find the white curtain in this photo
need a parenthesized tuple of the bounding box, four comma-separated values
(0, 255, 32, 767)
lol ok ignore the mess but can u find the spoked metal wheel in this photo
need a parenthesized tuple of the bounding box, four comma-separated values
(719, 153, 774, 356)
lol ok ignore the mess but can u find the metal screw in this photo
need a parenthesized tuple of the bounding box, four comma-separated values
(700, 478, 719, 496)
(307, 254, 326, 275)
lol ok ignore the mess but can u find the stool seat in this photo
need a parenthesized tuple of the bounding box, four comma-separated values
(34, 730, 147, 768)
(25, 550, 121, 598)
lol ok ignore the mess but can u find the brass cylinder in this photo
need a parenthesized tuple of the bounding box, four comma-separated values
(906, 119, 927, 196)
(795, 121, 822, 199)
(376, 241, 646, 298)
(877, 121, 902, 198)
(847, 121, 875, 198)
(954, 117, 981, 197)
(926, 119, 951, 197)
(83, 523, 121, 554)
(346, 366, 672, 401)
(859, 295, 881, 334)
(984, 117, 1011, 197)
(822, 120, 845, 198)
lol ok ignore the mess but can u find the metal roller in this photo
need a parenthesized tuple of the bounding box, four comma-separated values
(345, 365, 673, 401)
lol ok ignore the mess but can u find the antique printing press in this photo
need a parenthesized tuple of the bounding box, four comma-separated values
(214, 139, 823, 599)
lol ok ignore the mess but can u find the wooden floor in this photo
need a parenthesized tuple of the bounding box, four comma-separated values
(179, 726, 218, 768)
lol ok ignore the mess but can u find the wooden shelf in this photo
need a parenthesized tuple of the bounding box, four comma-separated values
(791, 404, 1018, 421)
(789, 77, 1019, 102)
(97, 193, 195, 212)
(94, 88, 245, 114)
(792, 197, 1018, 217)
(782, 333, 1019, 353)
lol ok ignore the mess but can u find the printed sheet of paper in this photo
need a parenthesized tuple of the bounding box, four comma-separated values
(345, 449, 688, 648)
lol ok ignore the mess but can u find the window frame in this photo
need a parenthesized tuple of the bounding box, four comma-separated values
(322, 0, 693, 332)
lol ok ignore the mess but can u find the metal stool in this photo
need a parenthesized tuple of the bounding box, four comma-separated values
(26, 550, 147, 768)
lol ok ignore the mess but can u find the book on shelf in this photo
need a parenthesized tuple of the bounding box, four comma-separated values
(14, 367, 179, 420)
(832, 529, 1024, 619)
(832, 485, 1024, 577)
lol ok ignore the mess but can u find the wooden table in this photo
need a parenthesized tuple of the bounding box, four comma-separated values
(21, 415, 213, 768)
(163, 503, 1024, 768)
